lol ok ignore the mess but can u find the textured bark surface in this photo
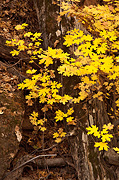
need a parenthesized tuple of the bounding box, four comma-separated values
(0, 63, 24, 179)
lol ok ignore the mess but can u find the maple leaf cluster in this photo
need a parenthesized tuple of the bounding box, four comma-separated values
(86, 123, 114, 151)
(5, 0, 119, 153)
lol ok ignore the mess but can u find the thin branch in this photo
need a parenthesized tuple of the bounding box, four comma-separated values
(6, 58, 28, 69)
(2, 154, 57, 180)
(0, 60, 27, 81)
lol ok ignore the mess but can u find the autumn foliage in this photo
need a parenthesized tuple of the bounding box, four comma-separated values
(6, 0, 119, 152)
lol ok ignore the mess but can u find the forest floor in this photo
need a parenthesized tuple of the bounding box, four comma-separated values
(0, 63, 77, 180)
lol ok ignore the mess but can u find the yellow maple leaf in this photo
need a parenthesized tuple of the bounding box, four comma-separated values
(53, 132, 59, 138)
(10, 50, 19, 56)
(16, 40, 25, 46)
(103, 82, 108, 86)
(58, 128, 63, 134)
(26, 69, 37, 74)
(67, 108, 74, 116)
(63, 35, 74, 47)
(18, 82, 25, 90)
(68, 119, 76, 125)
(55, 110, 65, 122)
(113, 147, 119, 153)
(37, 119, 44, 125)
(86, 125, 101, 138)
(28, 43, 33, 47)
(18, 45, 27, 51)
(6, 40, 12, 45)
(98, 96, 103, 101)
(116, 99, 119, 107)
(15, 25, 25, 30)
(94, 142, 109, 151)
(47, 98, 56, 105)
(26, 99, 33, 106)
(45, 56, 53, 67)
(86, 34, 93, 41)
(101, 134, 113, 142)
(31, 37, 36, 41)
(39, 96, 47, 103)
(60, 132, 66, 137)
(40, 127, 46, 132)
(55, 138, 62, 143)
(66, 116, 74, 122)
(93, 91, 103, 98)
(24, 32, 33, 37)
(27, 50, 32, 55)
(60, 95, 73, 105)
(35, 42, 41, 46)
(22, 23, 28, 27)
(79, 90, 88, 101)
(103, 123, 114, 130)
(31, 111, 38, 118)
(33, 32, 41, 38)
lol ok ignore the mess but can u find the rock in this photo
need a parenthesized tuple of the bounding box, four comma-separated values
(0, 65, 24, 179)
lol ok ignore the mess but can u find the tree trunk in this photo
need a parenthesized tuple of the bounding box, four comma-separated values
(68, 99, 118, 180)
(33, 0, 118, 179)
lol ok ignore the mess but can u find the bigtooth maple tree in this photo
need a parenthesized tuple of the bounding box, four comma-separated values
(6, 0, 119, 152)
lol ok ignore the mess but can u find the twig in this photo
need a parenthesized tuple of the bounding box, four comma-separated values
(6, 58, 25, 69)
(34, 128, 79, 154)
(2, 154, 57, 180)
(0, 60, 28, 81)
(6, 57, 41, 69)
(40, 143, 58, 152)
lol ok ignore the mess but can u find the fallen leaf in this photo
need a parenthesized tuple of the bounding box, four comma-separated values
(0, 110, 4, 114)
(8, 93, 13, 97)
(26, 99, 33, 106)
(0, 107, 6, 114)
(10, 153, 15, 158)
(55, 138, 62, 143)
(15, 125, 22, 142)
